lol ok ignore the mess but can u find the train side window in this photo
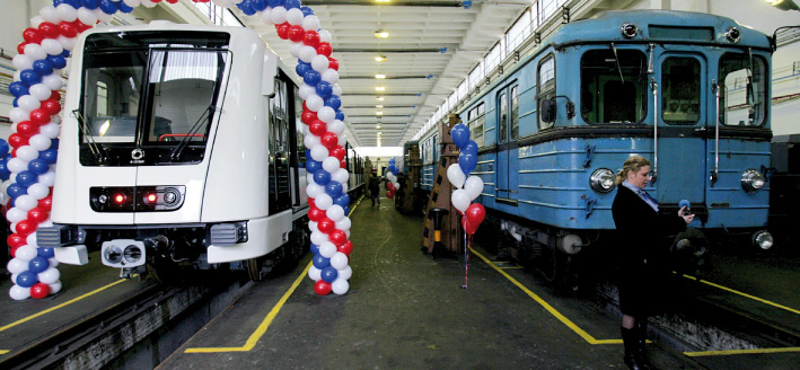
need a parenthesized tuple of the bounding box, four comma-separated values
(580, 49, 647, 124)
(719, 53, 767, 127)
(537, 56, 555, 129)
(498, 92, 508, 142)
(510, 85, 520, 140)
(662, 58, 700, 124)
(467, 103, 485, 148)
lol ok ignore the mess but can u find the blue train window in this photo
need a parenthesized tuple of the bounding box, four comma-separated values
(467, 103, 485, 148)
(580, 49, 646, 124)
(499, 91, 508, 141)
(510, 86, 520, 140)
(538, 56, 555, 129)
(662, 58, 701, 124)
(718, 53, 767, 127)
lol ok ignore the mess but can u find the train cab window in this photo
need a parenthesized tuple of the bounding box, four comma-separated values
(580, 49, 647, 124)
(467, 103, 485, 148)
(662, 58, 700, 124)
(718, 53, 767, 127)
(510, 86, 520, 140)
(537, 56, 555, 129)
(82, 55, 145, 143)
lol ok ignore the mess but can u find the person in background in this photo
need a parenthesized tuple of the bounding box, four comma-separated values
(611, 155, 694, 370)
(369, 173, 381, 206)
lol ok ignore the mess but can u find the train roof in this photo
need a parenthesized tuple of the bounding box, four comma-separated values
(551, 10, 772, 51)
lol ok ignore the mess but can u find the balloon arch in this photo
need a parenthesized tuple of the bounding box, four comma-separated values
(5, 0, 354, 300)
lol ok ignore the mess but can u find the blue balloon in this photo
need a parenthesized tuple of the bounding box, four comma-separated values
(324, 95, 341, 110)
(462, 140, 478, 156)
(21, 69, 42, 86)
(51, 138, 59, 150)
(53, 0, 66, 6)
(1, 154, 11, 165)
(296, 61, 311, 77)
(306, 158, 321, 173)
(310, 243, 320, 255)
(334, 193, 350, 207)
(236, 1, 256, 16)
(65, 0, 81, 7)
(28, 256, 50, 274)
(38, 247, 55, 258)
(392, 167, 398, 176)
(250, 0, 268, 12)
(99, 0, 119, 14)
(335, 110, 345, 121)
(451, 123, 470, 149)
(61, 49, 70, 58)
(305, 148, 311, 159)
(312, 254, 330, 269)
(314, 169, 331, 186)
(284, 0, 301, 9)
(267, 0, 284, 8)
(303, 70, 321, 86)
(0, 140, 9, 156)
(28, 159, 50, 175)
(33, 59, 54, 77)
(81, 0, 100, 10)
(12, 97, 18, 108)
(47, 55, 67, 69)
(9, 81, 29, 98)
(325, 181, 343, 198)
(343, 206, 350, 216)
(315, 81, 333, 98)
(0, 163, 10, 182)
(7, 183, 26, 199)
(16, 270, 38, 288)
(300, 6, 314, 16)
(40, 148, 58, 164)
(458, 152, 478, 177)
(16, 171, 38, 188)
(119, 1, 134, 13)
(321, 266, 338, 283)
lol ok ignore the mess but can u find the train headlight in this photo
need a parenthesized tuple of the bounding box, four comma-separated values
(741, 169, 766, 193)
(752, 230, 773, 250)
(725, 27, 741, 43)
(124, 244, 143, 264)
(590, 168, 616, 193)
(621, 23, 638, 38)
(103, 245, 123, 265)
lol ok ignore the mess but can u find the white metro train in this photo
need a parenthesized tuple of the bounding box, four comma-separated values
(39, 23, 327, 281)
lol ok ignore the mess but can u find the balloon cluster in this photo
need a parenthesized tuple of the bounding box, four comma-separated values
(446, 124, 486, 235)
(385, 158, 399, 199)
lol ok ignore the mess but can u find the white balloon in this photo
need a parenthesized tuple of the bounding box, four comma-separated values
(311, 54, 329, 72)
(77, 7, 98, 27)
(317, 106, 335, 124)
(39, 171, 57, 187)
(9, 284, 31, 300)
(30, 15, 45, 28)
(315, 193, 333, 210)
(18, 95, 41, 112)
(259, 8, 273, 24)
(307, 182, 323, 198)
(141, 0, 159, 8)
(15, 195, 39, 212)
(318, 29, 332, 43)
(464, 176, 485, 201)
(12, 54, 34, 71)
(308, 220, 319, 233)
(341, 182, 349, 194)
(392, 181, 399, 190)
(17, 146, 40, 162)
(289, 41, 303, 58)
(332, 83, 343, 97)
(6, 208, 27, 223)
(58, 35, 76, 51)
(40, 6, 60, 24)
(451, 189, 471, 213)
(28, 183, 50, 200)
(332, 278, 349, 295)
(310, 230, 327, 246)
(310, 145, 328, 162)
(298, 84, 315, 100)
(330, 252, 348, 270)
(307, 265, 321, 281)
(124, 0, 143, 7)
(319, 241, 337, 258)
(26, 232, 38, 248)
(326, 205, 345, 222)
(304, 133, 321, 149)
(306, 172, 315, 186)
(7, 258, 29, 274)
(29, 134, 52, 151)
(15, 246, 38, 261)
(24, 43, 48, 62)
(48, 281, 62, 294)
(286, 8, 304, 25)
(328, 120, 345, 135)
(337, 265, 352, 280)
(337, 133, 346, 146)
(270, 6, 287, 24)
(322, 157, 340, 173)
(11, 273, 19, 284)
(50, 115, 61, 124)
(386, 172, 396, 182)
(345, 229, 350, 238)
(38, 267, 61, 285)
(306, 95, 323, 112)
(331, 168, 349, 184)
(95, 8, 114, 23)
(322, 69, 339, 84)
(43, 73, 64, 91)
(40, 122, 61, 139)
(298, 46, 317, 63)
(7, 158, 29, 174)
(48, 258, 59, 268)
(29, 83, 53, 101)
(9, 108, 30, 124)
(447, 163, 466, 189)
(56, 4, 78, 22)
(301, 15, 320, 32)
(334, 217, 351, 232)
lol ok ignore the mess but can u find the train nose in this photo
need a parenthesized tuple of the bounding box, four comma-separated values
(101, 240, 147, 267)
(752, 230, 773, 250)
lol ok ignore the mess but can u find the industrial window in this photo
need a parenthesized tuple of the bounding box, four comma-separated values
(662, 57, 700, 124)
(537, 56, 555, 129)
(719, 53, 767, 127)
(467, 103, 485, 148)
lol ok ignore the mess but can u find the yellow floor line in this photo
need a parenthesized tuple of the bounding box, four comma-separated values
(684, 347, 800, 357)
(470, 248, 615, 345)
(0, 278, 130, 332)
(681, 274, 800, 315)
(184, 261, 312, 353)
(0, 350, 9, 355)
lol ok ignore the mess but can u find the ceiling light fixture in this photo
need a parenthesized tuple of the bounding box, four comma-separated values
(376, 105, 384, 108)
(375, 74, 386, 79)
(375, 86, 385, 91)
(375, 29, 389, 38)
(376, 111, 384, 115)
(376, 96, 385, 101)
(375, 55, 387, 62)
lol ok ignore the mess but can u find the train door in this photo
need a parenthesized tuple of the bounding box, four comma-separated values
(656, 54, 707, 206)
(268, 75, 293, 215)
(495, 84, 520, 204)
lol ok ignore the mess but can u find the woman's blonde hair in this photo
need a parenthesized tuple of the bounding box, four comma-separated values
(615, 155, 651, 185)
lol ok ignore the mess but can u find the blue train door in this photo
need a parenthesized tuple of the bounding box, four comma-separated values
(495, 84, 520, 204)
(655, 54, 707, 206)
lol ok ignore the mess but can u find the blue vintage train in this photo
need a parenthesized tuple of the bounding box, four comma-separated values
(419, 10, 775, 277)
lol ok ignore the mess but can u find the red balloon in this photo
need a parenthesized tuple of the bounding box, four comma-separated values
(50, 90, 61, 101)
(28, 207, 49, 223)
(23, 28, 43, 44)
(320, 132, 338, 149)
(303, 30, 320, 47)
(308, 197, 316, 209)
(73, 19, 92, 33)
(314, 280, 332, 295)
(317, 42, 332, 57)
(7, 133, 29, 149)
(386, 182, 395, 191)
(276, 23, 291, 40)
(309, 121, 327, 136)
(329, 230, 347, 246)
(301, 110, 317, 125)
(15, 220, 37, 236)
(58, 21, 78, 38)
(30, 108, 51, 125)
(16, 121, 39, 137)
(318, 218, 335, 234)
(328, 57, 339, 71)
(340, 159, 347, 168)
(461, 216, 478, 236)
(41, 99, 62, 116)
(166, 0, 179, 3)
(337, 240, 353, 256)
(330, 146, 345, 161)
(17, 41, 29, 55)
(308, 207, 325, 222)
(38, 22, 60, 39)
(10, 246, 19, 258)
(30, 283, 51, 300)
(8, 233, 26, 248)
(386, 190, 393, 199)
(288, 25, 305, 42)
(38, 195, 53, 212)
(464, 203, 486, 235)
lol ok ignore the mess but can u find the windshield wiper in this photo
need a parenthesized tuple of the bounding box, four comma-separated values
(169, 105, 217, 162)
(610, 43, 625, 84)
(73, 109, 108, 163)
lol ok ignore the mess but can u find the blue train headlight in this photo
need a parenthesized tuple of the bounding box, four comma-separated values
(741, 169, 766, 193)
(590, 168, 616, 193)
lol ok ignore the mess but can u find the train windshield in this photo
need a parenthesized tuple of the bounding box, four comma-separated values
(580, 49, 647, 124)
(79, 32, 230, 165)
(718, 53, 767, 127)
